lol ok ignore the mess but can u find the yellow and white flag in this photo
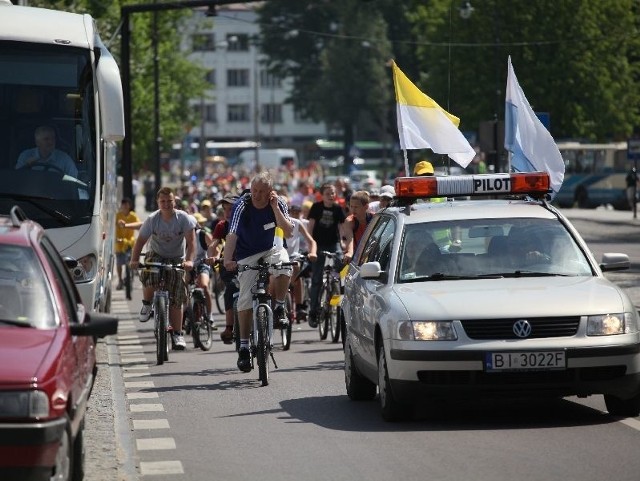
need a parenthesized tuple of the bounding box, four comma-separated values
(393, 60, 475, 168)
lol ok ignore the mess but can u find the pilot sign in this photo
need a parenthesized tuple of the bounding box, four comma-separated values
(472, 174, 512, 194)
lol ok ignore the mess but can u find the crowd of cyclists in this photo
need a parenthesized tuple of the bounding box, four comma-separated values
(118, 161, 406, 372)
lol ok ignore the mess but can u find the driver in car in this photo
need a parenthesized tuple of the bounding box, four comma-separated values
(15, 125, 78, 177)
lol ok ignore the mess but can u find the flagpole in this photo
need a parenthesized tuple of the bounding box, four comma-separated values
(403, 150, 410, 177)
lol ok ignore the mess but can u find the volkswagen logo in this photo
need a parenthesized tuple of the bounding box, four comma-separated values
(513, 320, 532, 338)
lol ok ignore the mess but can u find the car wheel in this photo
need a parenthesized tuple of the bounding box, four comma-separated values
(72, 420, 85, 481)
(52, 418, 72, 481)
(377, 344, 409, 422)
(604, 392, 640, 417)
(344, 336, 376, 401)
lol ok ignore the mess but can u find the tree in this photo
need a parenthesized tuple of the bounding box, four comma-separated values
(258, 0, 397, 173)
(409, 0, 640, 141)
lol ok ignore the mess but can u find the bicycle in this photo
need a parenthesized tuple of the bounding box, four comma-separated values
(209, 262, 225, 314)
(236, 258, 295, 386)
(289, 252, 312, 324)
(317, 251, 343, 343)
(183, 273, 213, 351)
(138, 256, 185, 365)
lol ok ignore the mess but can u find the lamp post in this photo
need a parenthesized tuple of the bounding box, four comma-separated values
(119, 0, 243, 200)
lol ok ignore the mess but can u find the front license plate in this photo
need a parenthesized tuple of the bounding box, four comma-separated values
(485, 351, 566, 371)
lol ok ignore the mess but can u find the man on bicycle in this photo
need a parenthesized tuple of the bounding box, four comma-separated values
(192, 212, 215, 328)
(306, 182, 348, 328)
(223, 172, 294, 372)
(130, 187, 197, 350)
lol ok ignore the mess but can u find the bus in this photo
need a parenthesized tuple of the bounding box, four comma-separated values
(553, 141, 629, 210)
(308, 139, 396, 170)
(0, 2, 125, 312)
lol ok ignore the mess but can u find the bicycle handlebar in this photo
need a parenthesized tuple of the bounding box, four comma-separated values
(137, 261, 185, 273)
(238, 261, 296, 272)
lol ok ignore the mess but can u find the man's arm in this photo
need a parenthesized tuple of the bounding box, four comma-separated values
(341, 220, 354, 262)
(299, 222, 317, 262)
(184, 228, 196, 269)
(129, 233, 149, 268)
(223, 233, 238, 272)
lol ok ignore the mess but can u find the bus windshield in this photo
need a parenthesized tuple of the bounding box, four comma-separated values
(0, 41, 96, 229)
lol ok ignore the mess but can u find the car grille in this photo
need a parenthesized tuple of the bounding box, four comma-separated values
(461, 317, 581, 339)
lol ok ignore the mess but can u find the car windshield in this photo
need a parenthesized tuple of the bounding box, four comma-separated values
(0, 244, 55, 328)
(398, 217, 593, 282)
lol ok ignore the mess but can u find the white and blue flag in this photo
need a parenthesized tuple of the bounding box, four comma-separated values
(504, 56, 564, 198)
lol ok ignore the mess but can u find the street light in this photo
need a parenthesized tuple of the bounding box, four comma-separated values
(119, 0, 244, 200)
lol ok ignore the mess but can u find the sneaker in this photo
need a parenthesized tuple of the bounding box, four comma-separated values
(308, 311, 318, 328)
(172, 332, 186, 350)
(139, 304, 152, 322)
(273, 305, 288, 329)
(296, 305, 308, 323)
(116, 280, 124, 290)
(237, 347, 252, 372)
(220, 327, 234, 345)
(209, 319, 218, 331)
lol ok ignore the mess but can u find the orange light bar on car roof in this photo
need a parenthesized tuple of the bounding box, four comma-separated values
(394, 172, 550, 199)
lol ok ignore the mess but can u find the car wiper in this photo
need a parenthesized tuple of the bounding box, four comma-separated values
(0, 194, 71, 225)
(0, 319, 31, 327)
(501, 271, 570, 277)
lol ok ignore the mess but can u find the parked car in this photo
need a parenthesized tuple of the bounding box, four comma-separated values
(0, 207, 118, 480)
(343, 172, 640, 421)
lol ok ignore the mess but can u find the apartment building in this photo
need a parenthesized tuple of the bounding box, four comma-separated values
(185, 4, 328, 161)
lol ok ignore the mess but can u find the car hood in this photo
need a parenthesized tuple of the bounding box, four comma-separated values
(394, 276, 627, 319)
(0, 328, 58, 385)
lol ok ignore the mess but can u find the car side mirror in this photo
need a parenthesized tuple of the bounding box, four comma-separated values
(360, 261, 383, 279)
(70, 310, 118, 338)
(600, 253, 630, 272)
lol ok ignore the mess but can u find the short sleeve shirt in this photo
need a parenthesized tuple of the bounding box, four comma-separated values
(308, 201, 345, 245)
(139, 209, 197, 259)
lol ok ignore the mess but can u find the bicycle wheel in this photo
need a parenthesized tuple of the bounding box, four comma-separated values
(124, 264, 132, 300)
(155, 296, 169, 365)
(211, 271, 225, 314)
(256, 304, 270, 386)
(233, 296, 240, 353)
(318, 281, 330, 340)
(329, 280, 341, 343)
(279, 291, 293, 351)
(193, 301, 213, 351)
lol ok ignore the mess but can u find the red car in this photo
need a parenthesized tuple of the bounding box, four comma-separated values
(0, 207, 117, 480)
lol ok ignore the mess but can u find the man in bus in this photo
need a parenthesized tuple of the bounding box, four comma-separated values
(129, 187, 197, 351)
(16, 125, 78, 177)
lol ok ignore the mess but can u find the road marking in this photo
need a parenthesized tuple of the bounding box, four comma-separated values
(117, 334, 139, 340)
(120, 357, 147, 364)
(123, 371, 151, 378)
(133, 419, 170, 430)
(119, 345, 144, 352)
(619, 417, 640, 431)
(124, 380, 154, 388)
(123, 365, 149, 371)
(127, 392, 159, 400)
(136, 437, 176, 451)
(130, 403, 164, 413)
(140, 460, 184, 476)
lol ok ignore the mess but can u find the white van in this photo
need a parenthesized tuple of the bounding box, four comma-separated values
(238, 148, 298, 171)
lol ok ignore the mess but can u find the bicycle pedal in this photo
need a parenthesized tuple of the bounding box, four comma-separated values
(270, 352, 278, 370)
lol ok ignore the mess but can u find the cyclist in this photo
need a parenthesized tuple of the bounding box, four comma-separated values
(115, 197, 140, 290)
(306, 182, 348, 328)
(342, 190, 373, 260)
(286, 204, 317, 321)
(223, 172, 294, 372)
(191, 212, 216, 329)
(206, 193, 240, 344)
(130, 187, 197, 351)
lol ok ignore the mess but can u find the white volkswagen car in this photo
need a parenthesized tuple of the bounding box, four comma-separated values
(343, 172, 640, 421)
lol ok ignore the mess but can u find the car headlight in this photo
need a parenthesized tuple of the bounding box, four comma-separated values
(70, 254, 97, 283)
(0, 390, 49, 419)
(396, 320, 458, 341)
(586, 312, 638, 336)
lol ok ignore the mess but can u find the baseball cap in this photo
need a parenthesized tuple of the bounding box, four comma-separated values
(193, 212, 207, 224)
(221, 193, 239, 205)
(200, 199, 212, 208)
(379, 185, 396, 198)
(414, 160, 434, 176)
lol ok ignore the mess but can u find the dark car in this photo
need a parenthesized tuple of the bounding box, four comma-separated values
(0, 207, 118, 480)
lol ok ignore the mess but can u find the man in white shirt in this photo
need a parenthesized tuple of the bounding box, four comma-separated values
(16, 125, 78, 177)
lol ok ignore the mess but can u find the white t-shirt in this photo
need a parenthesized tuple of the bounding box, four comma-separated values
(286, 217, 309, 256)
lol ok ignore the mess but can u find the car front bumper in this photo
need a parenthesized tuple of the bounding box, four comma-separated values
(0, 416, 66, 477)
(387, 343, 640, 403)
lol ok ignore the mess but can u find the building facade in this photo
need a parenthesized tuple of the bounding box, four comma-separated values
(185, 5, 328, 162)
